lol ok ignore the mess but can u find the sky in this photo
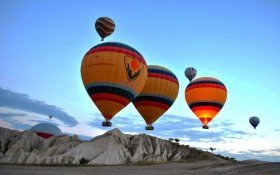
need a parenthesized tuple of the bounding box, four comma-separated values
(0, 0, 280, 162)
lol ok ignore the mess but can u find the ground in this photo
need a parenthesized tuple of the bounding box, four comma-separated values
(1, 160, 279, 175)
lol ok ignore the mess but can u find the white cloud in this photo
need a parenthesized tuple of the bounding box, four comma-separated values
(0, 87, 78, 126)
(0, 107, 65, 126)
(0, 119, 15, 130)
(60, 124, 107, 138)
(1, 103, 280, 162)
(183, 135, 280, 159)
(123, 131, 139, 135)
(0, 107, 107, 139)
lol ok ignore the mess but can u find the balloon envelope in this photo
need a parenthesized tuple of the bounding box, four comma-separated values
(185, 77, 227, 128)
(133, 65, 179, 129)
(95, 17, 115, 41)
(30, 123, 62, 139)
(81, 42, 148, 124)
(185, 67, 197, 82)
(249, 116, 260, 129)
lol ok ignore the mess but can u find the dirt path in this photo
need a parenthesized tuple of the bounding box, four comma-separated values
(0, 160, 279, 175)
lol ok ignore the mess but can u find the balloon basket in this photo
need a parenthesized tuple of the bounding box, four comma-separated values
(102, 121, 112, 127)
(145, 125, 154, 130)
(202, 125, 209, 129)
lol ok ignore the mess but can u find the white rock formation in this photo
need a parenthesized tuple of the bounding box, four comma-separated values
(0, 127, 215, 165)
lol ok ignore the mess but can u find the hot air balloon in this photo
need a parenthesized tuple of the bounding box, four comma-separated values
(249, 116, 260, 129)
(30, 123, 62, 139)
(185, 67, 197, 82)
(95, 17, 115, 41)
(185, 77, 227, 129)
(81, 42, 148, 127)
(49, 115, 53, 120)
(133, 65, 179, 130)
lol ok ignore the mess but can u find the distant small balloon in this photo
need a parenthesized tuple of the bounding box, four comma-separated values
(249, 116, 260, 129)
(49, 115, 53, 119)
(185, 67, 197, 82)
(95, 17, 115, 41)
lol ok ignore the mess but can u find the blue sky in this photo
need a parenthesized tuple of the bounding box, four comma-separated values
(0, 0, 280, 161)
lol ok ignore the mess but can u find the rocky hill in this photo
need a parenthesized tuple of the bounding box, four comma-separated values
(0, 127, 226, 165)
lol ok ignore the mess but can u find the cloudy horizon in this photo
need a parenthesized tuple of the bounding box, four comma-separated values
(1, 0, 279, 163)
(0, 86, 279, 162)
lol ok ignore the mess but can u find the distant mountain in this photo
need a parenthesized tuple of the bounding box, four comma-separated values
(0, 127, 228, 165)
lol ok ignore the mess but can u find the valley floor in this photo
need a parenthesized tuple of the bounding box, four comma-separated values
(1, 160, 279, 175)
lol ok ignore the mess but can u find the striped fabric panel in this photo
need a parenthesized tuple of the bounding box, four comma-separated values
(186, 83, 227, 91)
(187, 80, 226, 91)
(135, 93, 175, 103)
(95, 25, 114, 36)
(91, 93, 130, 106)
(86, 85, 136, 102)
(133, 95, 173, 110)
(36, 132, 53, 139)
(148, 73, 179, 85)
(133, 95, 173, 106)
(191, 106, 221, 112)
(86, 42, 146, 65)
(85, 82, 137, 97)
(96, 18, 115, 29)
(148, 68, 179, 85)
(133, 101, 170, 110)
(91, 42, 143, 58)
(95, 28, 110, 37)
(189, 101, 224, 109)
(188, 80, 226, 87)
(148, 68, 177, 79)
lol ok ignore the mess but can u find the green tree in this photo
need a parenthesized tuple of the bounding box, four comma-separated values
(79, 157, 90, 165)
(209, 147, 216, 154)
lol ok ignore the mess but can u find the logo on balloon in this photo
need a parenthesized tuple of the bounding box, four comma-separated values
(124, 55, 143, 81)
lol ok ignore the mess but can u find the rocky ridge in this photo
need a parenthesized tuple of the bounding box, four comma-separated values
(0, 127, 224, 165)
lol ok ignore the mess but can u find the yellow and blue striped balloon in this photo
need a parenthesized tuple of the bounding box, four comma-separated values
(133, 65, 179, 130)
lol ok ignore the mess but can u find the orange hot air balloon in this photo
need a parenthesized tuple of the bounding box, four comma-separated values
(185, 77, 227, 129)
(133, 65, 179, 130)
(81, 42, 148, 127)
